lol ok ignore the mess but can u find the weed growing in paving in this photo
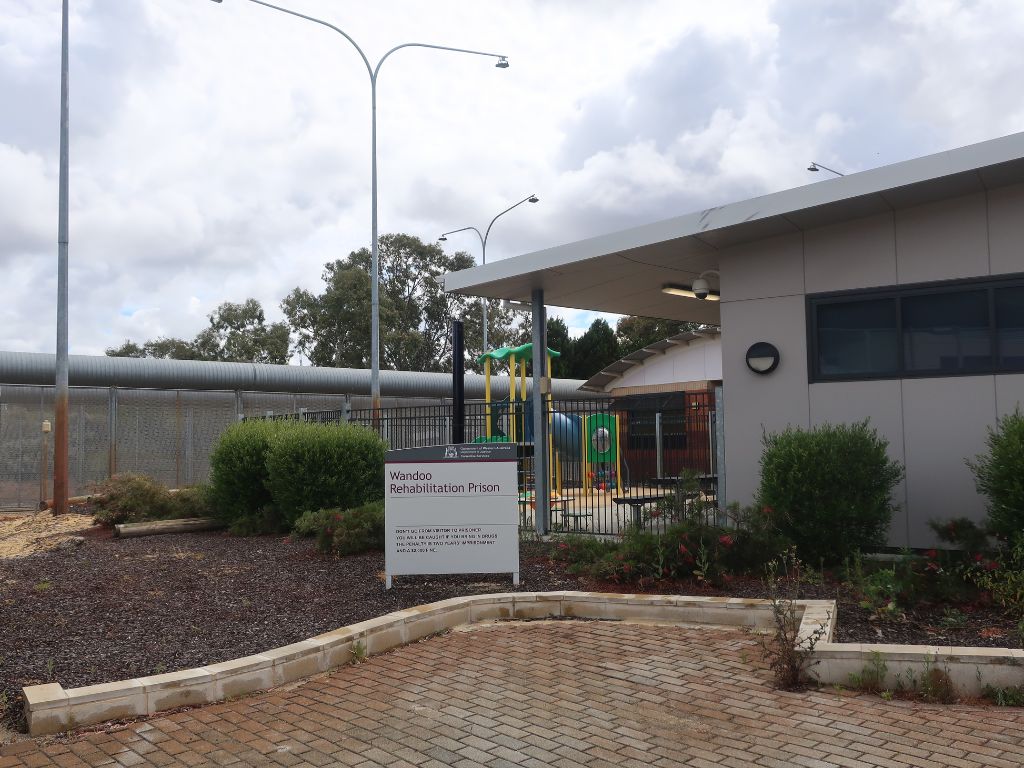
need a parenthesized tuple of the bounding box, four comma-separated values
(352, 641, 367, 664)
(757, 548, 831, 690)
(984, 683, 1024, 706)
(848, 651, 888, 694)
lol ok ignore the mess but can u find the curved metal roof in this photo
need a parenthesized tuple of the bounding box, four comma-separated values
(580, 330, 721, 392)
(0, 351, 602, 401)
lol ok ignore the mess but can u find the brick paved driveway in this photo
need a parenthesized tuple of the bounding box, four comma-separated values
(3, 621, 1024, 767)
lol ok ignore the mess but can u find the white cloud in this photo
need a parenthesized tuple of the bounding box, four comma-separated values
(1, 0, 1023, 358)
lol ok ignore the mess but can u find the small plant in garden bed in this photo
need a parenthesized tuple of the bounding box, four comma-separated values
(292, 501, 385, 556)
(553, 501, 790, 588)
(89, 473, 212, 527)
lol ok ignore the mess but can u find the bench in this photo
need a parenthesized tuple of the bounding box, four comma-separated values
(612, 494, 667, 528)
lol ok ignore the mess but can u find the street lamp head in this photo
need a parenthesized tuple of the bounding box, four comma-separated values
(495, 56, 509, 69)
(528, 195, 539, 203)
(438, 235, 447, 242)
(807, 163, 819, 172)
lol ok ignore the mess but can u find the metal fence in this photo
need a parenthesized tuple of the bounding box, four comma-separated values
(2, 380, 719, 534)
(0, 384, 437, 510)
(340, 392, 719, 535)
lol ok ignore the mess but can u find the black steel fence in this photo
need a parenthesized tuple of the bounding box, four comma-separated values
(279, 392, 718, 536)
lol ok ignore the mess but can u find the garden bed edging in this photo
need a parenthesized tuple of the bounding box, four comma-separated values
(23, 591, 1024, 737)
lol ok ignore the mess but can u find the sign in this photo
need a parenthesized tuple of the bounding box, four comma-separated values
(384, 442, 519, 589)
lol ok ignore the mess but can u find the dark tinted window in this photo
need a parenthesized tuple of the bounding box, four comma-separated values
(996, 286, 1024, 369)
(902, 290, 991, 372)
(816, 298, 899, 376)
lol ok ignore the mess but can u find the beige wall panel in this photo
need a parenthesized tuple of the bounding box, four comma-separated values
(808, 380, 909, 548)
(804, 213, 897, 294)
(901, 376, 994, 546)
(895, 192, 988, 284)
(719, 233, 804, 303)
(988, 183, 1024, 277)
(720, 294, 809, 508)
(995, 374, 1024, 418)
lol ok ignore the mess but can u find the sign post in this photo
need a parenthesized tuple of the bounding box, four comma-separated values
(385, 442, 519, 589)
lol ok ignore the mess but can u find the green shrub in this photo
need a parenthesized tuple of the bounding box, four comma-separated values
(90, 473, 171, 526)
(551, 534, 618, 574)
(90, 474, 203, 526)
(318, 501, 385, 556)
(292, 508, 334, 538)
(208, 419, 284, 530)
(265, 422, 385, 528)
(756, 420, 904, 565)
(966, 535, 1024, 621)
(968, 408, 1024, 541)
(578, 520, 791, 587)
(167, 485, 213, 519)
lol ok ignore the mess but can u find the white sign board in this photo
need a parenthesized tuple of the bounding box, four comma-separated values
(385, 443, 519, 589)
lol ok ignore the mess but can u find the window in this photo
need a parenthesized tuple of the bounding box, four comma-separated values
(996, 286, 1024, 369)
(816, 298, 899, 377)
(902, 290, 991, 373)
(808, 275, 1024, 382)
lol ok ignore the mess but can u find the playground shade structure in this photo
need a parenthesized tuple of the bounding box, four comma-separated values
(475, 344, 623, 500)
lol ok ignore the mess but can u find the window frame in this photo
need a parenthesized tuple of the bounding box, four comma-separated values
(806, 272, 1024, 383)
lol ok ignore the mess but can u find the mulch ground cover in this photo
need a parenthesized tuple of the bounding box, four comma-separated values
(1, 519, 1018, 731)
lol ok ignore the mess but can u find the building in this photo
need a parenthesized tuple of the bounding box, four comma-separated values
(580, 330, 723, 491)
(443, 132, 1024, 546)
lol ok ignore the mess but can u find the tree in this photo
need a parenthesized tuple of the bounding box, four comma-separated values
(569, 318, 620, 379)
(545, 317, 573, 378)
(105, 337, 200, 360)
(282, 234, 522, 374)
(615, 316, 704, 355)
(105, 340, 146, 358)
(194, 299, 290, 364)
(106, 299, 288, 364)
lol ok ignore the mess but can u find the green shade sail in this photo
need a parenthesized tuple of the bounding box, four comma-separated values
(477, 343, 561, 364)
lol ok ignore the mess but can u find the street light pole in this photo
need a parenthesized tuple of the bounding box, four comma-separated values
(807, 161, 845, 177)
(438, 194, 538, 353)
(53, 0, 70, 516)
(215, 0, 509, 417)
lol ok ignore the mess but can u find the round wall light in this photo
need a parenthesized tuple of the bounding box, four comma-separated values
(746, 342, 780, 374)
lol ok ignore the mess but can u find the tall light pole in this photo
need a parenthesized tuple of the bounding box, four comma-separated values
(53, 0, 71, 516)
(211, 0, 509, 416)
(438, 194, 538, 353)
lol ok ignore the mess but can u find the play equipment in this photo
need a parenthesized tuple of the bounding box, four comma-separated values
(475, 344, 623, 519)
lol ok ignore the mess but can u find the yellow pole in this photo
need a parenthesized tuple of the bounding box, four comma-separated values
(509, 355, 517, 442)
(484, 357, 491, 439)
(546, 355, 555, 498)
(582, 414, 590, 496)
(615, 413, 623, 493)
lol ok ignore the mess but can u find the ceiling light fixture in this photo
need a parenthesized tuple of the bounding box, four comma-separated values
(661, 284, 720, 301)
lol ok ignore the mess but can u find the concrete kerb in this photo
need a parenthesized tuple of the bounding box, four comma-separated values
(20, 591, 1021, 737)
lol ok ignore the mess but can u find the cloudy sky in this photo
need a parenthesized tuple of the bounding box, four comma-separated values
(1, 0, 1022, 359)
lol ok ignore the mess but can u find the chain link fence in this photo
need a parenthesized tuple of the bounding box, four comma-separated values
(0, 384, 440, 510)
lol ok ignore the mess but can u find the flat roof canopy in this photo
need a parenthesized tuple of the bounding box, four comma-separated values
(443, 132, 1024, 323)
